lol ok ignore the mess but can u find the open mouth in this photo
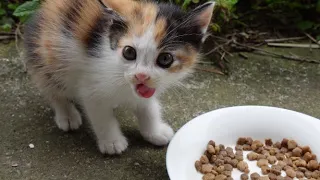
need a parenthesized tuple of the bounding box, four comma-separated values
(135, 84, 156, 98)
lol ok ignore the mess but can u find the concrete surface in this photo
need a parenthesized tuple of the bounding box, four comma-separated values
(0, 41, 319, 180)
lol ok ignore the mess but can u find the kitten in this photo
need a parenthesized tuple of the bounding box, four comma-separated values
(23, 0, 215, 154)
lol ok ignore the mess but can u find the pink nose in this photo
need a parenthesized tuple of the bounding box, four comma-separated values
(135, 73, 150, 82)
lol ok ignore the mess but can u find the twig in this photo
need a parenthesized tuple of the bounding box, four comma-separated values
(195, 66, 225, 75)
(265, 37, 305, 43)
(15, 23, 21, 52)
(221, 47, 233, 57)
(0, 35, 14, 40)
(0, 32, 15, 36)
(234, 41, 320, 64)
(305, 33, 320, 45)
(239, 52, 248, 59)
(204, 39, 233, 56)
(267, 43, 320, 49)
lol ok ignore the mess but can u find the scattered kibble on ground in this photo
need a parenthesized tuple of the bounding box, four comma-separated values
(195, 137, 319, 180)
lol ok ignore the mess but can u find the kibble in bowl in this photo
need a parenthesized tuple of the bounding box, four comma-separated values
(166, 106, 320, 180)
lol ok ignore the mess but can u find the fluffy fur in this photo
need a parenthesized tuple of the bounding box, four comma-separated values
(23, 0, 215, 154)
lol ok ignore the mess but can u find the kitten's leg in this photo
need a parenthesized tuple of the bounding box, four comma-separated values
(50, 97, 82, 131)
(83, 100, 128, 154)
(135, 99, 174, 146)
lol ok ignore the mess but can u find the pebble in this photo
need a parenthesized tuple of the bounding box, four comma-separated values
(29, 144, 35, 149)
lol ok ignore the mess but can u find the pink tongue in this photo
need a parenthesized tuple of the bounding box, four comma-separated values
(136, 84, 156, 98)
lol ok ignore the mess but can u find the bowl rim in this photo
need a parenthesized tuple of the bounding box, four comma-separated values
(166, 105, 320, 179)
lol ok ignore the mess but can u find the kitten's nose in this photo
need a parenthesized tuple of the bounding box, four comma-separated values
(135, 73, 150, 83)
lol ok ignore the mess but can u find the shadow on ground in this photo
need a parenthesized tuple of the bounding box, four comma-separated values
(0, 42, 319, 180)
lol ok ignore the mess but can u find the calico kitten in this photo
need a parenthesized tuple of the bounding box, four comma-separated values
(23, 0, 215, 154)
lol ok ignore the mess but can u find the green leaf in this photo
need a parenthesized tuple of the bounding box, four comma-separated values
(192, 0, 200, 3)
(13, 0, 40, 17)
(1, 23, 12, 32)
(211, 23, 221, 32)
(316, 35, 320, 41)
(297, 21, 314, 31)
(8, 3, 20, 10)
(0, 8, 5, 16)
(182, 0, 192, 10)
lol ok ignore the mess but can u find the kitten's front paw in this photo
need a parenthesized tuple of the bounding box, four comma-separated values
(54, 107, 82, 131)
(141, 123, 174, 146)
(98, 135, 128, 155)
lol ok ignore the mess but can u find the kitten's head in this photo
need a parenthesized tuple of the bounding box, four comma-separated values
(100, 0, 215, 98)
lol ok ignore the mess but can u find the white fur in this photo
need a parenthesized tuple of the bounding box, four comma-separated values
(49, 24, 193, 154)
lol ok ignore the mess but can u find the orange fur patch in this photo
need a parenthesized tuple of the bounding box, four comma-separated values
(154, 18, 167, 44)
(74, 1, 102, 44)
(169, 46, 198, 73)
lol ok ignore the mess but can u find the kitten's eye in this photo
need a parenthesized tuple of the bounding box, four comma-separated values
(122, 46, 136, 61)
(156, 53, 174, 69)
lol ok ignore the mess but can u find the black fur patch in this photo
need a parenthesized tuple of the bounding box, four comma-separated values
(85, 8, 127, 57)
(156, 3, 204, 50)
(62, 0, 84, 32)
(85, 11, 111, 57)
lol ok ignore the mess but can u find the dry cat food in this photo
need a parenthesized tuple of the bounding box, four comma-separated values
(195, 137, 319, 180)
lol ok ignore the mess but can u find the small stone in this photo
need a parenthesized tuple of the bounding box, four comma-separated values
(11, 163, 18, 167)
(29, 144, 35, 149)
(134, 162, 140, 166)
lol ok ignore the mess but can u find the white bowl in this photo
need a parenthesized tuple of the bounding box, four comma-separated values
(166, 106, 320, 180)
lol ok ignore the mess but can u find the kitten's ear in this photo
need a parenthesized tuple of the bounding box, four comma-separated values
(191, 1, 216, 34)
